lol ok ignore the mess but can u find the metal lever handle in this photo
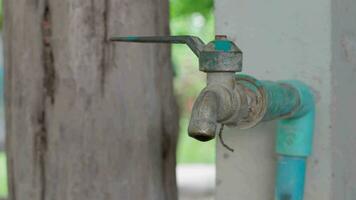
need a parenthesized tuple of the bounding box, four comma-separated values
(109, 35, 205, 57)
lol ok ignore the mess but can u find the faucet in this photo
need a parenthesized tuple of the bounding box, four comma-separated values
(110, 35, 247, 141)
(110, 35, 315, 200)
(185, 35, 246, 141)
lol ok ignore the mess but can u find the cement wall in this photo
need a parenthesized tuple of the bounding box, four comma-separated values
(215, 0, 356, 199)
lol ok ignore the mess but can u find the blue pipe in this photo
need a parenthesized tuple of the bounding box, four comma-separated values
(236, 75, 315, 199)
(275, 156, 306, 200)
(274, 81, 315, 200)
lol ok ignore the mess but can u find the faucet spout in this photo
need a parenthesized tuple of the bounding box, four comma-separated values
(188, 89, 220, 141)
(188, 72, 243, 141)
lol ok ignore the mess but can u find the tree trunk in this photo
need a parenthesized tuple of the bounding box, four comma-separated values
(3, 0, 179, 200)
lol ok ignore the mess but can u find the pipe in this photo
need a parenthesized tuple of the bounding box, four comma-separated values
(236, 75, 315, 200)
(191, 74, 315, 199)
(275, 155, 306, 200)
(274, 81, 315, 200)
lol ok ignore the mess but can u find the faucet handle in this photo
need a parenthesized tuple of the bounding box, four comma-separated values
(110, 35, 205, 57)
(110, 35, 242, 72)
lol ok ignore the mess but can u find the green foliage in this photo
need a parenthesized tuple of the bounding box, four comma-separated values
(170, 0, 215, 164)
(170, 0, 213, 19)
(0, 153, 7, 198)
(0, 0, 3, 29)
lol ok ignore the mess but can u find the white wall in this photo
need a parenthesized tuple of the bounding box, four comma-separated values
(215, 0, 356, 199)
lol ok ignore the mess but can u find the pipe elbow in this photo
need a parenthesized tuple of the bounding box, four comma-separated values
(276, 81, 316, 157)
(284, 80, 315, 119)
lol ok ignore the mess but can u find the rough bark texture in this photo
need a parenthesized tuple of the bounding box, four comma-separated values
(3, 0, 179, 200)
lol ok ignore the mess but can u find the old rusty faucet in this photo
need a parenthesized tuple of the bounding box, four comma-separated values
(110, 35, 248, 141)
(110, 34, 316, 200)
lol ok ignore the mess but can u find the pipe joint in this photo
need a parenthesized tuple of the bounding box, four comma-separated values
(276, 81, 315, 157)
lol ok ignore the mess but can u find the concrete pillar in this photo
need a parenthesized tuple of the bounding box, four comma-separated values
(215, 0, 356, 199)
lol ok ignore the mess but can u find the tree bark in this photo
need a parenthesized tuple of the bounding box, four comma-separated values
(3, 0, 179, 200)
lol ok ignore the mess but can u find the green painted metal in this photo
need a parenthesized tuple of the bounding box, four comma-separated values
(199, 38, 242, 72)
(214, 40, 232, 52)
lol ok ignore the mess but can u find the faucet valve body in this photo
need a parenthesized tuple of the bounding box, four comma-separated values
(199, 36, 242, 72)
(187, 36, 244, 141)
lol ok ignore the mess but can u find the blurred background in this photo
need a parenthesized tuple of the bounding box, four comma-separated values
(170, 0, 215, 199)
(0, 1, 6, 198)
(0, 0, 215, 199)
(171, 0, 214, 165)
